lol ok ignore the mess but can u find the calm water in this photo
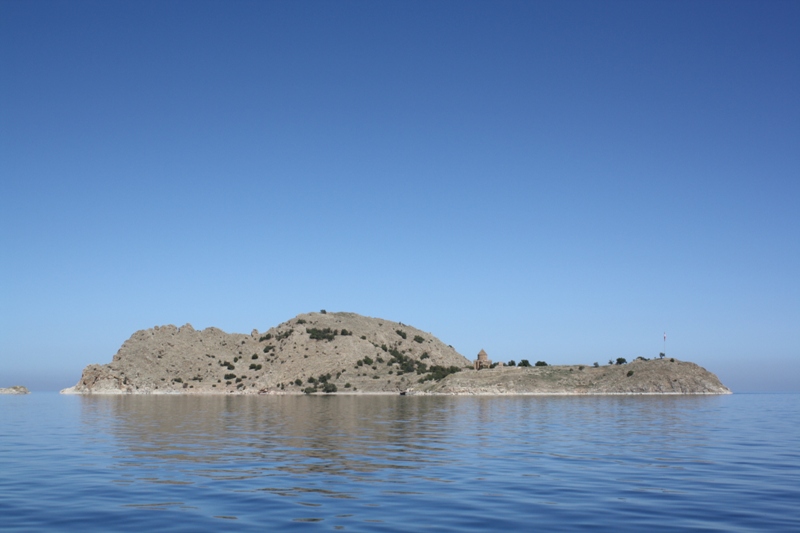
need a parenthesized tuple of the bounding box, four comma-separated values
(1, 393, 798, 532)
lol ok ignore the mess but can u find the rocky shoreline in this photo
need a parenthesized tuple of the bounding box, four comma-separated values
(62, 312, 731, 396)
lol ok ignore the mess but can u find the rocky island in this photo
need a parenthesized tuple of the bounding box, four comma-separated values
(0, 386, 30, 394)
(62, 311, 730, 395)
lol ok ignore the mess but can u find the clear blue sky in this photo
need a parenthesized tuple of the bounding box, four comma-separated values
(2, 1, 798, 392)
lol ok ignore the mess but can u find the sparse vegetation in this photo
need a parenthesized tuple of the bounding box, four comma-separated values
(396, 330, 407, 339)
(414, 335, 425, 343)
(420, 365, 461, 382)
(421, 352, 430, 360)
(259, 334, 272, 342)
(275, 329, 293, 341)
(307, 327, 336, 341)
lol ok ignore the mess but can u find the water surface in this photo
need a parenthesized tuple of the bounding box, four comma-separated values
(1, 394, 798, 531)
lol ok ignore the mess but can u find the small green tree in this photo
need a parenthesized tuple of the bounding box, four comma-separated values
(508, 360, 516, 366)
(616, 358, 627, 365)
(535, 361, 548, 367)
(519, 359, 531, 367)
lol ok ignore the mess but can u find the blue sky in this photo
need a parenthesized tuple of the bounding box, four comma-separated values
(1, 1, 798, 392)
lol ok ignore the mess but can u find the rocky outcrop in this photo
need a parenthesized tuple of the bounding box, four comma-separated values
(62, 312, 470, 394)
(0, 386, 30, 394)
(414, 358, 731, 395)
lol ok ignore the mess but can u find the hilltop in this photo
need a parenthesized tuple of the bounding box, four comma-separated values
(62, 312, 469, 394)
(62, 311, 730, 395)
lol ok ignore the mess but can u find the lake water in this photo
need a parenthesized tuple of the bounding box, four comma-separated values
(1, 393, 798, 531)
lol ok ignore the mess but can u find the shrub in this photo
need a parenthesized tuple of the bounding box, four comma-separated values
(420, 365, 462, 382)
(508, 360, 516, 367)
(616, 358, 627, 365)
(627, 370, 634, 377)
(363, 356, 374, 365)
(307, 327, 336, 341)
(518, 359, 531, 367)
(361, 335, 367, 340)
(357, 360, 364, 367)
(275, 329, 293, 341)
(308, 377, 317, 384)
(659, 352, 666, 359)
(340, 329, 352, 336)
(421, 352, 430, 360)
(173, 377, 183, 383)
(396, 330, 407, 339)
(249, 363, 262, 370)
(593, 362, 599, 368)
(296, 319, 307, 324)
(381, 344, 388, 352)
(224, 373, 236, 380)
(535, 361, 548, 367)
(251, 354, 258, 360)
(344, 383, 351, 388)
(579, 365, 585, 370)
(259, 334, 272, 342)
(294, 378, 302, 386)
(303, 387, 316, 394)
(263, 345, 274, 353)
(323, 383, 337, 393)
(320, 309, 327, 314)
(414, 335, 425, 343)
(670, 358, 675, 362)
(608, 360, 614, 365)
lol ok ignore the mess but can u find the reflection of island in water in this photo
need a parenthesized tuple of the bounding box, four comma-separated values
(80, 395, 471, 482)
(80, 395, 713, 484)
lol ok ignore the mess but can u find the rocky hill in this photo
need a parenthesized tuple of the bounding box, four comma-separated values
(61, 311, 730, 395)
(62, 312, 470, 394)
(416, 358, 731, 395)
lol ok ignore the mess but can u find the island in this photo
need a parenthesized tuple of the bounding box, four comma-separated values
(0, 386, 31, 394)
(62, 311, 730, 395)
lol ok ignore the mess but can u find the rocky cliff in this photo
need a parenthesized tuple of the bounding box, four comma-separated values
(62, 312, 470, 394)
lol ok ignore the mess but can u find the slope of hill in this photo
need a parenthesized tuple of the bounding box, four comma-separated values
(62, 312, 470, 394)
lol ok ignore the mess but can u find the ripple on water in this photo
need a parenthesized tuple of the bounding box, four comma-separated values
(0, 394, 799, 531)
